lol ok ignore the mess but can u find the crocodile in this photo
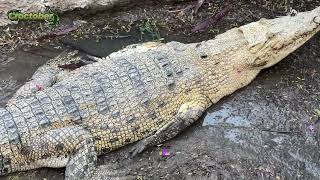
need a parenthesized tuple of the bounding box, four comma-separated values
(1, 6, 320, 180)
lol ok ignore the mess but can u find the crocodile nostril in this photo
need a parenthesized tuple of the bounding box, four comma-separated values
(313, 16, 320, 25)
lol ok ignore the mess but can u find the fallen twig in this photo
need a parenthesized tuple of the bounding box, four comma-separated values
(59, 40, 102, 58)
(54, 26, 79, 36)
(194, 0, 205, 14)
(261, 129, 297, 134)
(191, 2, 231, 33)
(168, 0, 211, 13)
(37, 25, 80, 41)
(58, 55, 98, 70)
(168, 5, 194, 13)
(105, 35, 131, 39)
(58, 61, 87, 70)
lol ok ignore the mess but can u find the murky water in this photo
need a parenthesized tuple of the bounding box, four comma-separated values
(0, 45, 63, 105)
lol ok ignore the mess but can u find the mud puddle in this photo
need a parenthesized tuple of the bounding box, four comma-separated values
(1, 1, 320, 180)
(0, 45, 63, 106)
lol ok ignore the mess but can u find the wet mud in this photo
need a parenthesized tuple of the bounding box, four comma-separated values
(0, 0, 320, 179)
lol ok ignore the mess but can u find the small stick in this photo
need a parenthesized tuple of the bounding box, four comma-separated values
(168, 5, 194, 13)
(191, 1, 231, 33)
(105, 35, 131, 39)
(194, 0, 205, 14)
(261, 129, 296, 134)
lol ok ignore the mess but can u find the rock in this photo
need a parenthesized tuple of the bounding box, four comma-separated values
(0, 0, 189, 27)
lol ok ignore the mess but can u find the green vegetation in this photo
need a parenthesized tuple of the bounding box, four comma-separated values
(315, 109, 320, 117)
(138, 20, 163, 41)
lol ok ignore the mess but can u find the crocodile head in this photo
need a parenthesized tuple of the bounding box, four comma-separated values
(197, 7, 320, 103)
(241, 6, 320, 69)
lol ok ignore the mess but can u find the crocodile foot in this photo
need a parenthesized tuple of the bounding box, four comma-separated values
(129, 94, 211, 158)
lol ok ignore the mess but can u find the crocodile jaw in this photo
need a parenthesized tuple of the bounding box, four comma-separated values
(243, 6, 320, 69)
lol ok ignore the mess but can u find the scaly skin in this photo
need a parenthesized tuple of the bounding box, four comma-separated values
(1, 7, 320, 180)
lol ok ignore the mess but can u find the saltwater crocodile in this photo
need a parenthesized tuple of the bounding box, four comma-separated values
(0, 7, 320, 180)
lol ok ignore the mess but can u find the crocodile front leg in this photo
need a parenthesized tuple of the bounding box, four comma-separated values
(24, 126, 98, 180)
(64, 128, 97, 180)
(129, 94, 212, 157)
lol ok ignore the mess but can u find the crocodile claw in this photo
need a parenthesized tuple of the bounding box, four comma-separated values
(129, 140, 147, 158)
(129, 135, 155, 158)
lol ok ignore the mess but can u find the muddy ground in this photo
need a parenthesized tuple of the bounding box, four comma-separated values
(0, 0, 320, 179)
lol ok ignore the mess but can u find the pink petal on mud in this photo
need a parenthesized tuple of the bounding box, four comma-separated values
(162, 148, 170, 157)
(308, 124, 316, 133)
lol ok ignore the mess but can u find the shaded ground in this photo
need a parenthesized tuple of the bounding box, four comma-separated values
(0, 0, 320, 179)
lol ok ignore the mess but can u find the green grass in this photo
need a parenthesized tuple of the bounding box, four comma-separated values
(138, 20, 163, 41)
(314, 109, 320, 117)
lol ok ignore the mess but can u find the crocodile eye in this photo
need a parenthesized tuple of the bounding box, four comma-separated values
(200, 53, 208, 59)
(251, 57, 268, 67)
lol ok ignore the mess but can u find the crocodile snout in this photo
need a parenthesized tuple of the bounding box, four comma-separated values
(313, 16, 320, 25)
